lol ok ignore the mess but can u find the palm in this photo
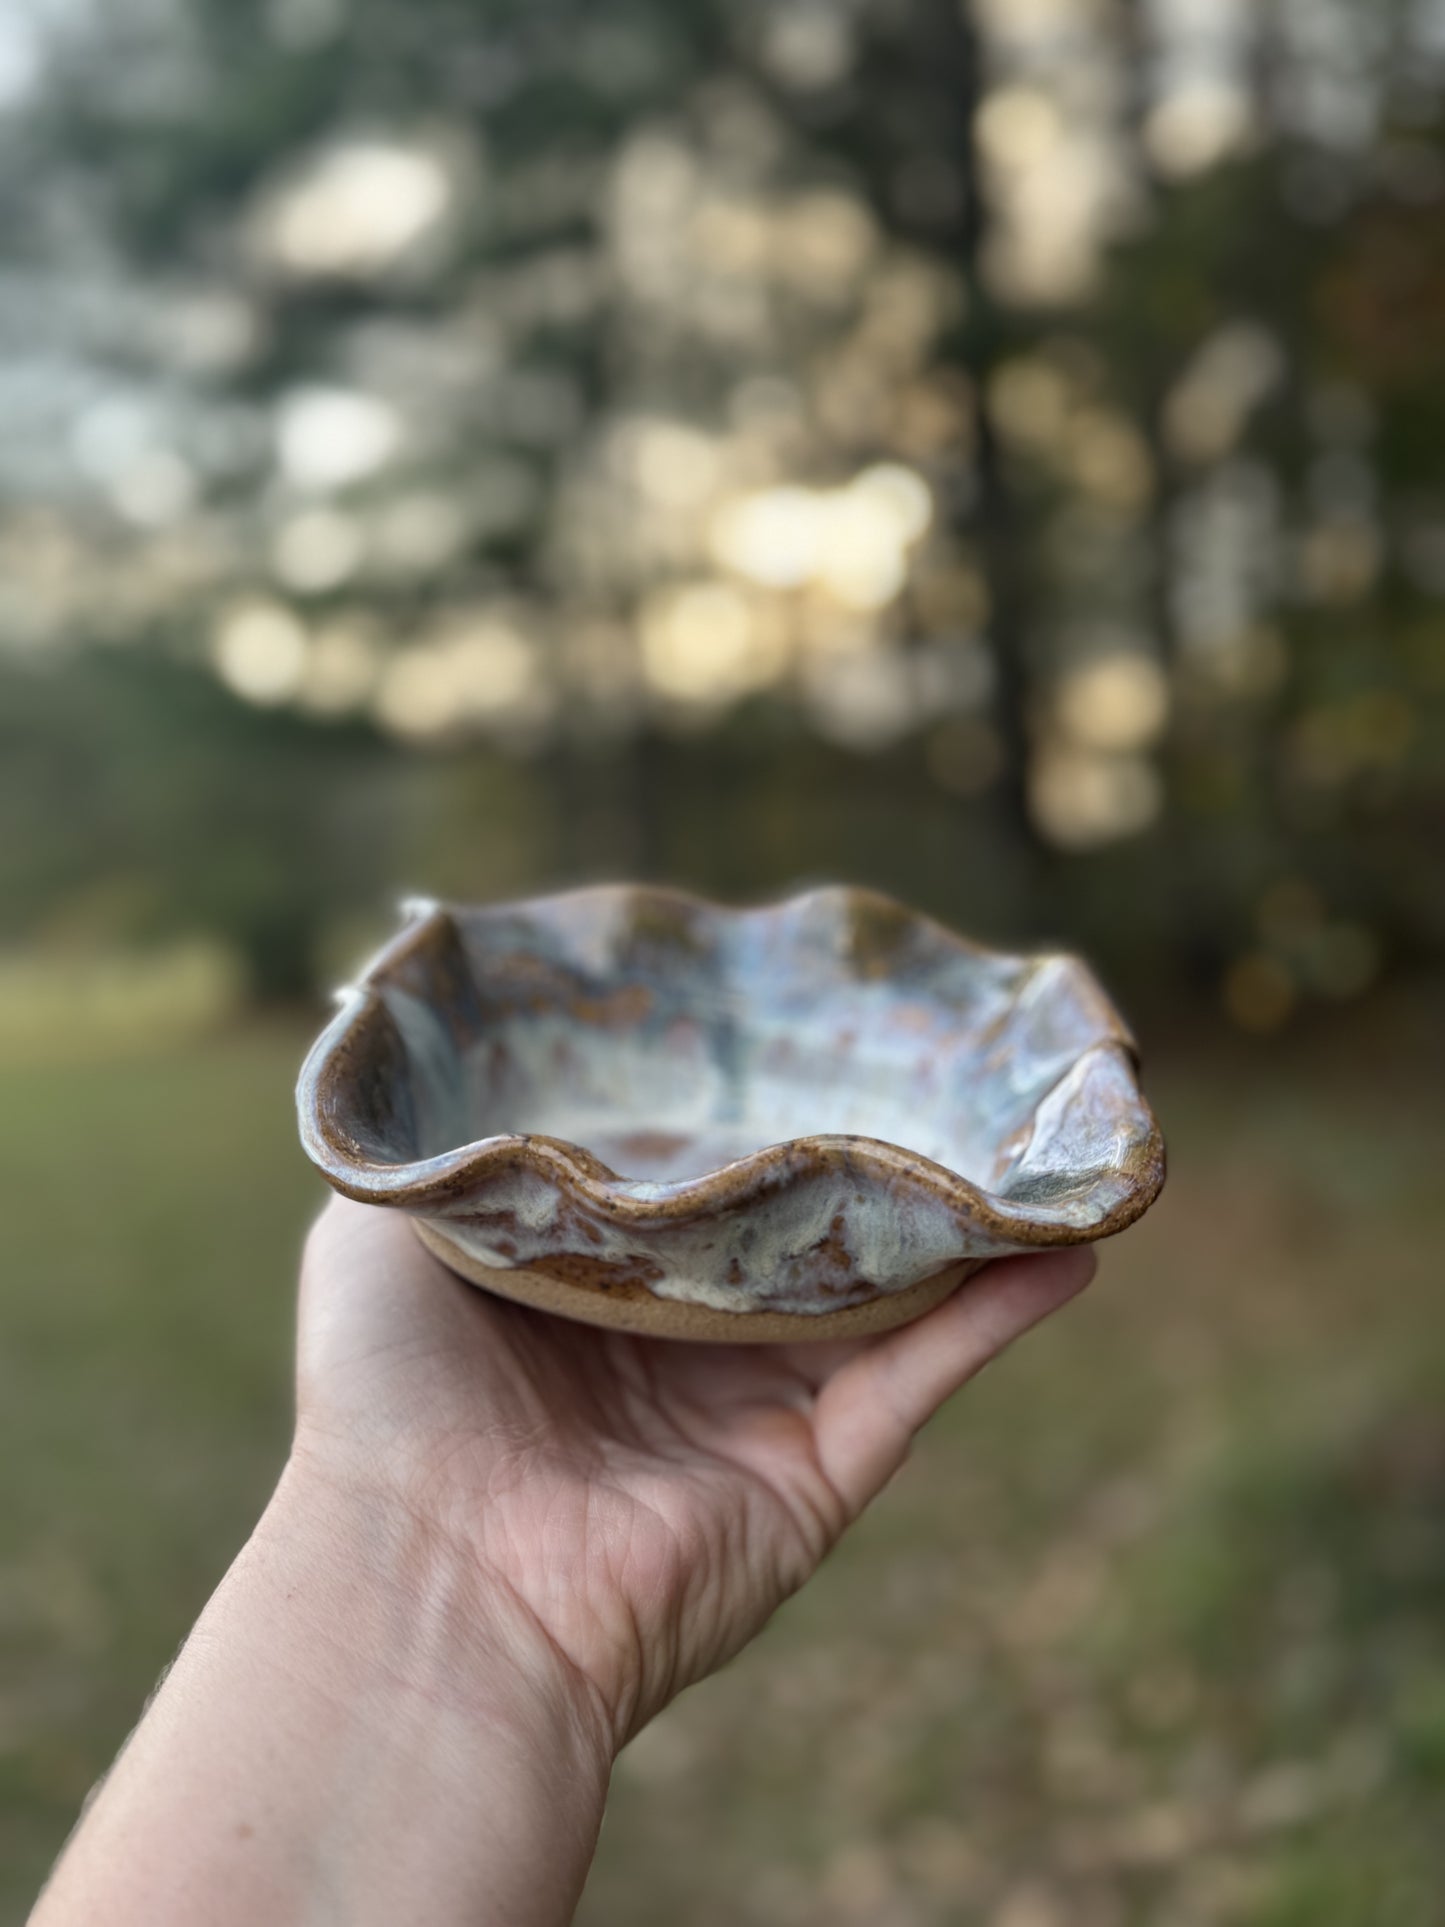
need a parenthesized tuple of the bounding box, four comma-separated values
(299, 1197, 1091, 1741)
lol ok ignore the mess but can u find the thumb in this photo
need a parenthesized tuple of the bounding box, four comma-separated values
(810, 1247, 1096, 1516)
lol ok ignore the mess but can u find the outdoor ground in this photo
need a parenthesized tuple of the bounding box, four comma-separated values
(2, 998, 1442, 1926)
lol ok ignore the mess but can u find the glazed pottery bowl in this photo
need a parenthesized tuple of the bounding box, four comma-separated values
(296, 886, 1165, 1341)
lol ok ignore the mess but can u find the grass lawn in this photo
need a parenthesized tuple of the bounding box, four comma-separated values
(2, 1003, 1443, 1925)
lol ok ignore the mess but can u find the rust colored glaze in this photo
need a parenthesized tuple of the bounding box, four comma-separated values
(297, 884, 1166, 1341)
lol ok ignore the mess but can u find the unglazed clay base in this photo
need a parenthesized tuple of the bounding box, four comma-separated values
(414, 1218, 983, 1343)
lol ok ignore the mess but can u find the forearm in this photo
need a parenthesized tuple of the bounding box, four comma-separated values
(33, 1463, 612, 1927)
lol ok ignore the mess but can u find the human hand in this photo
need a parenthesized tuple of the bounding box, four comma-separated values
(295, 1196, 1095, 1754)
(34, 1197, 1095, 1927)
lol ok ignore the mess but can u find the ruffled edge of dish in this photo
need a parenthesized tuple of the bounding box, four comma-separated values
(295, 887, 1167, 1251)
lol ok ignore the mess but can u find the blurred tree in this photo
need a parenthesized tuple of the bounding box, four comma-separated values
(0, 0, 1440, 1015)
(0, 653, 397, 995)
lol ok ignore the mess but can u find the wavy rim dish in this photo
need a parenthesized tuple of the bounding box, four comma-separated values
(296, 885, 1167, 1340)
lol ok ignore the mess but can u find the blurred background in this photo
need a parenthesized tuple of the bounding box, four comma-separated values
(2, 0, 1443, 1920)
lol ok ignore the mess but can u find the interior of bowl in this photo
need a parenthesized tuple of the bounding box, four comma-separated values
(334, 887, 1142, 1197)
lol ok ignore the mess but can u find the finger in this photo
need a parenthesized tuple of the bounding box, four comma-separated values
(811, 1246, 1096, 1516)
(303, 1191, 415, 1279)
(297, 1194, 483, 1382)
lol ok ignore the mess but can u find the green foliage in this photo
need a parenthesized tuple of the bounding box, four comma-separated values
(1, 0, 1443, 1017)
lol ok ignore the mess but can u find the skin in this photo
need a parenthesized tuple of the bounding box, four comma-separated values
(33, 1196, 1095, 1927)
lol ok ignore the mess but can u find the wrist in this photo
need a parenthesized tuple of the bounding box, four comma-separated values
(195, 1450, 613, 1924)
(261, 1447, 616, 1798)
(38, 1451, 613, 1927)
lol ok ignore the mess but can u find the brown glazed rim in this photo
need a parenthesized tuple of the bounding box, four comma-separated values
(296, 884, 1167, 1250)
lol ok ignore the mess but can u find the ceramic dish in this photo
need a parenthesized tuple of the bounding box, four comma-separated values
(296, 885, 1165, 1341)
